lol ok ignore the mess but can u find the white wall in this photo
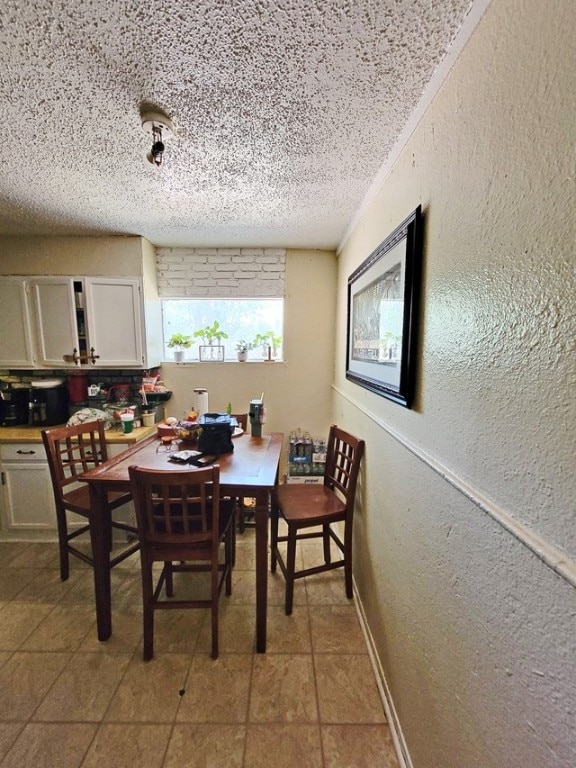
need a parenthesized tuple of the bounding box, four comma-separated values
(333, 0, 576, 766)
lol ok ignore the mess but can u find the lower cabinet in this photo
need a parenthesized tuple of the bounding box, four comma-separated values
(0, 439, 135, 541)
(0, 444, 55, 536)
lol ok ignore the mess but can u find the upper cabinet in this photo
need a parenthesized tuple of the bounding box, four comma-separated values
(29, 276, 160, 368)
(30, 277, 79, 367)
(0, 278, 36, 367)
(0, 234, 163, 370)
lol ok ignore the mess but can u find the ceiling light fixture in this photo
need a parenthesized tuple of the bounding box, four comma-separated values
(141, 111, 174, 167)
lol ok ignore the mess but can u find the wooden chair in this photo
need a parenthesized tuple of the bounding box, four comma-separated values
(128, 464, 235, 660)
(231, 413, 255, 534)
(271, 425, 365, 614)
(42, 420, 138, 581)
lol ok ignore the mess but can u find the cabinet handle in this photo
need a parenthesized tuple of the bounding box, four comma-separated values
(16, 450, 36, 455)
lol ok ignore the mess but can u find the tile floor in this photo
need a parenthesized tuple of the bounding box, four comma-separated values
(0, 527, 400, 767)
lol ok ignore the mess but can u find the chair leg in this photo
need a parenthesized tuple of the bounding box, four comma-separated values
(164, 562, 174, 597)
(344, 530, 353, 599)
(211, 565, 219, 659)
(285, 525, 297, 616)
(56, 507, 70, 581)
(323, 524, 331, 564)
(142, 562, 155, 661)
(225, 525, 233, 596)
(270, 501, 279, 573)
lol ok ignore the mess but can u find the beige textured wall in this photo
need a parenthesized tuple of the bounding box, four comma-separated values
(160, 248, 336, 470)
(334, 0, 576, 766)
(0, 235, 146, 275)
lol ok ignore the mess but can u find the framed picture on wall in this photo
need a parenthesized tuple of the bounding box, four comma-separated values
(346, 205, 423, 408)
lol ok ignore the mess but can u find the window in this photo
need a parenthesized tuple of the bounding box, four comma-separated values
(162, 298, 284, 361)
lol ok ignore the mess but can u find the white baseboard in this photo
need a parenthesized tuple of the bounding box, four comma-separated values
(354, 581, 413, 768)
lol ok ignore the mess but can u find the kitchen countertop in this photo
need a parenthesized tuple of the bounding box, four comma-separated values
(0, 425, 157, 444)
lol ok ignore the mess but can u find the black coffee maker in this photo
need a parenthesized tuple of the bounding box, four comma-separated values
(27, 385, 69, 426)
(0, 386, 29, 426)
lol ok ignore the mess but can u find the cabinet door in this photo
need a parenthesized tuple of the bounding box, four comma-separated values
(1, 461, 55, 529)
(0, 278, 35, 367)
(84, 278, 144, 366)
(31, 277, 79, 367)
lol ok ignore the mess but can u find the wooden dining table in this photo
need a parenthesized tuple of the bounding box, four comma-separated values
(81, 431, 283, 653)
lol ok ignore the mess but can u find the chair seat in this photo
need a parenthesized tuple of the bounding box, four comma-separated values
(274, 483, 346, 525)
(63, 485, 132, 515)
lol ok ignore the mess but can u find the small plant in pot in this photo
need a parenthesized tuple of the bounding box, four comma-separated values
(253, 330, 282, 361)
(235, 340, 253, 362)
(194, 321, 228, 362)
(167, 333, 194, 363)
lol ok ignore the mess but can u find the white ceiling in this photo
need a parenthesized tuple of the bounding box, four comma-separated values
(0, 0, 473, 250)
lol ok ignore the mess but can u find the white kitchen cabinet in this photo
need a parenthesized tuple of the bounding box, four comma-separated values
(30, 276, 161, 368)
(0, 278, 36, 367)
(0, 439, 137, 540)
(30, 277, 79, 367)
(0, 443, 55, 532)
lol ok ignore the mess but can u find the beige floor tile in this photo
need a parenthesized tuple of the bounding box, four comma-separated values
(0, 651, 70, 721)
(145, 607, 206, 655)
(196, 604, 256, 655)
(80, 723, 172, 768)
(0, 568, 40, 601)
(0, 542, 31, 567)
(267, 570, 307, 607)
(33, 652, 132, 722)
(310, 605, 367, 654)
(322, 724, 401, 768)
(10, 568, 82, 603)
(266, 605, 312, 653)
(301, 540, 343, 570)
(250, 654, 318, 723)
(58, 571, 99, 604)
(163, 723, 245, 768)
(1, 722, 96, 768)
(176, 653, 252, 723)
(7, 543, 60, 570)
(78, 604, 143, 653)
(233, 542, 257, 570)
(227, 568, 256, 604)
(0, 723, 24, 761)
(0, 603, 54, 650)
(315, 654, 386, 724)
(110, 569, 144, 606)
(245, 724, 323, 768)
(21, 604, 96, 652)
(105, 653, 191, 722)
(305, 571, 352, 606)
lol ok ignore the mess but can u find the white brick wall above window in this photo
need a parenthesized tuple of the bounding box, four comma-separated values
(156, 247, 286, 298)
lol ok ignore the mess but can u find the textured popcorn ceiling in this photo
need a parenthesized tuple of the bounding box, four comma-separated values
(0, 0, 473, 248)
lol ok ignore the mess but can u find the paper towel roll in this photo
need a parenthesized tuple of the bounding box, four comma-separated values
(193, 388, 209, 418)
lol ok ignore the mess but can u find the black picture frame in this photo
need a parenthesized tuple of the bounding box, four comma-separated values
(346, 205, 423, 408)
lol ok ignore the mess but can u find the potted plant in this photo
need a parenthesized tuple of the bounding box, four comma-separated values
(193, 320, 228, 361)
(235, 340, 253, 362)
(167, 332, 194, 363)
(253, 330, 282, 361)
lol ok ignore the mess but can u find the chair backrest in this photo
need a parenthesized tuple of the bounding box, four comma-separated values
(42, 420, 109, 502)
(231, 413, 248, 431)
(324, 425, 365, 513)
(128, 465, 223, 549)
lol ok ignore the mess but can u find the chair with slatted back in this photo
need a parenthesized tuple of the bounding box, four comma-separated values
(271, 424, 365, 614)
(42, 420, 138, 581)
(129, 463, 235, 660)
